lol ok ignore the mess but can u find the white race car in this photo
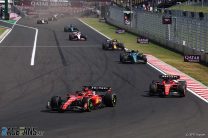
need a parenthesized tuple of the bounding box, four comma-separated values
(37, 18, 48, 24)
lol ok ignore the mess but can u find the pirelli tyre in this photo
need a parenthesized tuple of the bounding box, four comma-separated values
(120, 53, 128, 63)
(178, 81, 186, 97)
(82, 35, 87, 40)
(103, 93, 117, 107)
(118, 43, 125, 50)
(142, 55, 147, 64)
(120, 54, 124, 62)
(50, 96, 64, 112)
(102, 44, 107, 50)
(82, 97, 93, 112)
(149, 83, 157, 96)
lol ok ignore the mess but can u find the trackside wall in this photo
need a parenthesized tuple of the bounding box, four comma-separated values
(105, 6, 208, 64)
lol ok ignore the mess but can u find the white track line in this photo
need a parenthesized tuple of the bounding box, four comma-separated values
(0, 29, 12, 43)
(79, 19, 111, 40)
(1, 18, 39, 66)
(31, 28, 38, 66)
(0, 21, 39, 66)
(79, 18, 208, 104)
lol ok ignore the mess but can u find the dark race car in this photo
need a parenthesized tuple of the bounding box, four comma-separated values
(46, 86, 117, 112)
(102, 39, 125, 50)
(149, 75, 187, 97)
(69, 31, 87, 41)
(120, 50, 147, 64)
(37, 18, 48, 24)
(64, 24, 79, 32)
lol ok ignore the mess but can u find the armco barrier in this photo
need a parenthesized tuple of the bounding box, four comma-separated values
(105, 6, 208, 64)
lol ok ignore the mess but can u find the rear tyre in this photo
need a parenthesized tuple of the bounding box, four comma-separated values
(120, 54, 124, 63)
(102, 44, 107, 50)
(142, 55, 147, 64)
(118, 43, 125, 50)
(103, 93, 117, 107)
(82, 35, 87, 41)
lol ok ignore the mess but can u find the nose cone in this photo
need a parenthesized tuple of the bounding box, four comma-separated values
(164, 84, 171, 95)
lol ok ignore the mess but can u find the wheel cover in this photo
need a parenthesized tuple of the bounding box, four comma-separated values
(112, 97, 116, 105)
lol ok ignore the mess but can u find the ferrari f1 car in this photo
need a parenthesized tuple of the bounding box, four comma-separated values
(64, 24, 79, 32)
(120, 50, 147, 64)
(102, 39, 125, 50)
(46, 86, 117, 112)
(149, 75, 187, 97)
(37, 18, 48, 24)
(69, 31, 87, 41)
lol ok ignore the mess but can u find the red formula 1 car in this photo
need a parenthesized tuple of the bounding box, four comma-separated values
(149, 75, 187, 97)
(46, 86, 117, 112)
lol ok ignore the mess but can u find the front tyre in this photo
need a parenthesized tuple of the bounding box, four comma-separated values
(142, 55, 147, 64)
(82, 98, 93, 112)
(50, 96, 64, 112)
(178, 82, 186, 97)
(149, 83, 157, 96)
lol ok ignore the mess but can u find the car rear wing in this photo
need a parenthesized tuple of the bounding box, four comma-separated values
(83, 86, 111, 91)
(159, 75, 180, 80)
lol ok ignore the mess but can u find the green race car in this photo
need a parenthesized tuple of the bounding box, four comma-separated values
(64, 24, 79, 32)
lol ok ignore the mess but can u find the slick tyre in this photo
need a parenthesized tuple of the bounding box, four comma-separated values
(149, 83, 157, 96)
(82, 35, 87, 41)
(82, 98, 93, 112)
(143, 56, 147, 64)
(50, 96, 64, 112)
(178, 82, 186, 97)
(120, 54, 124, 63)
(118, 43, 125, 50)
(103, 93, 117, 107)
(102, 44, 107, 50)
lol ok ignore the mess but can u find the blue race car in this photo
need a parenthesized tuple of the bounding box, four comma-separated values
(64, 24, 79, 32)
(120, 50, 147, 64)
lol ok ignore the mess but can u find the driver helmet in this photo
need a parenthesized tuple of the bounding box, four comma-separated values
(84, 87, 89, 92)
(92, 91, 96, 95)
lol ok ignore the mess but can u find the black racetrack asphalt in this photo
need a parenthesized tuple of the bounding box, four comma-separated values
(0, 16, 207, 138)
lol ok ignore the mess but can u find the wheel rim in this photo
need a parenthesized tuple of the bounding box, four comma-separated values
(88, 101, 93, 110)
(112, 96, 116, 105)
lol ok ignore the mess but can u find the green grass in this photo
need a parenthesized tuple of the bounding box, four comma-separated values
(81, 18, 208, 86)
(0, 28, 6, 35)
(169, 5, 208, 13)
